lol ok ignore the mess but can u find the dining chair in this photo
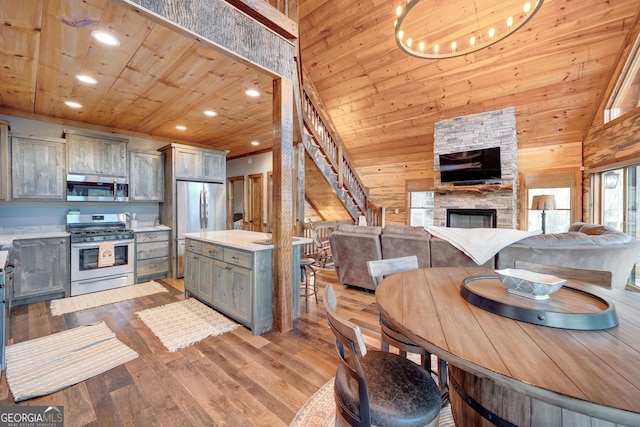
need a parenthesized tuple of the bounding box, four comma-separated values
(367, 256, 449, 405)
(324, 284, 441, 427)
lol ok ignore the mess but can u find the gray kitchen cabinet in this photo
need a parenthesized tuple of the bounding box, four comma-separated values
(65, 130, 127, 177)
(129, 150, 164, 201)
(11, 134, 66, 200)
(135, 229, 170, 282)
(184, 242, 213, 300)
(10, 236, 70, 306)
(183, 235, 302, 335)
(168, 144, 226, 182)
(0, 120, 9, 200)
(186, 239, 252, 326)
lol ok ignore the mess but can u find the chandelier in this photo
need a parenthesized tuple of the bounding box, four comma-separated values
(394, 0, 544, 59)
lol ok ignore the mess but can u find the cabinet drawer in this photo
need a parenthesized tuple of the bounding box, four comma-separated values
(137, 257, 169, 277)
(137, 241, 169, 260)
(224, 248, 251, 269)
(202, 242, 220, 259)
(185, 240, 202, 254)
(136, 230, 169, 243)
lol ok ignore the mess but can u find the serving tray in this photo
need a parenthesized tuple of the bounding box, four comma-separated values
(461, 275, 618, 330)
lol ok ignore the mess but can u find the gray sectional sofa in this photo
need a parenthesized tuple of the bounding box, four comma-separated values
(329, 222, 640, 291)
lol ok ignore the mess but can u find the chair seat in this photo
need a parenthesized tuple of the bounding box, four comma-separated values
(300, 257, 316, 266)
(335, 350, 441, 427)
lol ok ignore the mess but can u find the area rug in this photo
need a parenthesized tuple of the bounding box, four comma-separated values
(290, 378, 455, 427)
(136, 298, 241, 352)
(50, 280, 169, 316)
(5, 321, 139, 402)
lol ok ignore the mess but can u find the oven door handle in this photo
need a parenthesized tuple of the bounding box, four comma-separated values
(71, 240, 134, 248)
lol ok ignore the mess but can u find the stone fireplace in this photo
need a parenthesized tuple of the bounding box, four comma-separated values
(433, 107, 518, 228)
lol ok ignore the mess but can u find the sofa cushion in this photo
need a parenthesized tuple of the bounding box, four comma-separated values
(382, 224, 430, 237)
(337, 224, 382, 235)
(517, 232, 596, 246)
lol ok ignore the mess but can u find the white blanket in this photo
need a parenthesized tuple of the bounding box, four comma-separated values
(425, 226, 541, 265)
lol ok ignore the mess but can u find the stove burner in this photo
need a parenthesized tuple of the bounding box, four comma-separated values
(66, 213, 134, 243)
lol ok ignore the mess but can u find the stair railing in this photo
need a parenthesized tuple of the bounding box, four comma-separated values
(302, 90, 369, 218)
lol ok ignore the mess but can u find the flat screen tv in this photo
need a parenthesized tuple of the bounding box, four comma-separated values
(439, 146, 502, 185)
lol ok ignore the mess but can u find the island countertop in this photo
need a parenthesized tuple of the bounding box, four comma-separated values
(184, 230, 312, 251)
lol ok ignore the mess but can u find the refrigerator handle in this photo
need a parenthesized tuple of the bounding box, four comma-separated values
(199, 189, 204, 230)
(203, 188, 209, 229)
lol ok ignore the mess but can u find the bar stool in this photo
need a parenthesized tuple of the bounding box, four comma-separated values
(300, 257, 318, 312)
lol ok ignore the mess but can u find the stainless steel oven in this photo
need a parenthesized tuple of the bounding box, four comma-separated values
(67, 213, 135, 296)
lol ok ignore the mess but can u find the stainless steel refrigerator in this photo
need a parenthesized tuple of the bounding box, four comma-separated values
(175, 180, 225, 277)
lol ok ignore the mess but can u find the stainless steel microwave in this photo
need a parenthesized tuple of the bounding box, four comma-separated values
(66, 175, 129, 202)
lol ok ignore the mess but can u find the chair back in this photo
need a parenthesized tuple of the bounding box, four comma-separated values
(324, 284, 371, 425)
(367, 255, 419, 288)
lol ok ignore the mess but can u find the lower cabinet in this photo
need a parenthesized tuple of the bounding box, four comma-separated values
(10, 236, 70, 306)
(135, 229, 170, 283)
(184, 237, 301, 335)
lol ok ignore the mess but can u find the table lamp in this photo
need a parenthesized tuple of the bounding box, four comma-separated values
(531, 195, 557, 234)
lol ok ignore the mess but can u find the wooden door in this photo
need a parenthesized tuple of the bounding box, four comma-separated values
(249, 173, 263, 232)
(228, 176, 245, 230)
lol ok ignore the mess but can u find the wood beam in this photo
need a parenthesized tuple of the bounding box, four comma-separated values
(271, 77, 294, 333)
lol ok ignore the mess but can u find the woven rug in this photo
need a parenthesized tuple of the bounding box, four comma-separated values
(5, 321, 138, 402)
(136, 298, 241, 352)
(50, 280, 168, 316)
(290, 378, 455, 427)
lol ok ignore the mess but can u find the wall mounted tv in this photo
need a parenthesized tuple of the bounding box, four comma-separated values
(439, 146, 502, 185)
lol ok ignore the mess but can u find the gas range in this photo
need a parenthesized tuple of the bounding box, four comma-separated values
(66, 213, 134, 243)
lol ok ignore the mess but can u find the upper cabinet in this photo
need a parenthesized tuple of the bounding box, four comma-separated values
(0, 120, 9, 201)
(65, 130, 128, 177)
(166, 144, 226, 182)
(129, 150, 164, 202)
(10, 134, 66, 200)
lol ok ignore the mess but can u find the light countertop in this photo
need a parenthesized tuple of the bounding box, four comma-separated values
(185, 230, 312, 252)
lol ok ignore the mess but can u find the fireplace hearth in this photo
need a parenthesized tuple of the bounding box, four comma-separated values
(447, 209, 497, 228)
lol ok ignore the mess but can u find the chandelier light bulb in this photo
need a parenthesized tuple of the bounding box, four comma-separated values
(393, 0, 544, 59)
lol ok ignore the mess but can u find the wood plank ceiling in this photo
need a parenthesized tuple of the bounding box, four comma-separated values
(0, 0, 638, 218)
(298, 0, 640, 213)
(0, 0, 276, 158)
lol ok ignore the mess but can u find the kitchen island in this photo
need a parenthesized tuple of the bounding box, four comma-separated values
(184, 230, 312, 335)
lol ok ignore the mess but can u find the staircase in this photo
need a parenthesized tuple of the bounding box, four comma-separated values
(302, 90, 376, 222)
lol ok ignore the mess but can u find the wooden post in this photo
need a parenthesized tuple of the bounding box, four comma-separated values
(272, 77, 294, 333)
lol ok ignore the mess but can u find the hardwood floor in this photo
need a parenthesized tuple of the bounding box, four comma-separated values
(0, 268, 383, 426)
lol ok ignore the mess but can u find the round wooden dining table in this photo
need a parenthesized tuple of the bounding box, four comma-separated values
(375, 266, 640, 427)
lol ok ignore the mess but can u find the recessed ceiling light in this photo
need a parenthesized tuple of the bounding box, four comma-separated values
(91, 31, 120, 46)
(75, 75, 97, 84)
(204, 110, 217, 117)
(176, 125, 187, 131)
(245, 89, 260, 97)
(251, 141, 260, 146)
(64, 101, 82, 108)
(224, 150, 231, 154)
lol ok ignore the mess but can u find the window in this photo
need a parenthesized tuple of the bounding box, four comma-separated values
(605, 32, 640, 123)
(409, 191, 435, 226)
(527, 188, 571, 233)
(594, 166, 640, 288)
